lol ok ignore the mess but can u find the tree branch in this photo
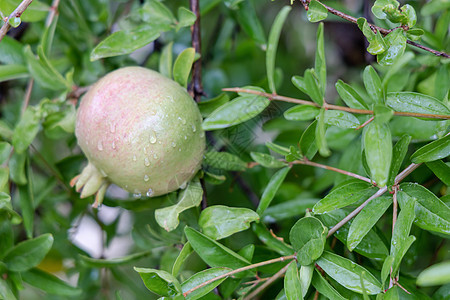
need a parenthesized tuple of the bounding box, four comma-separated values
(189, 0, 203, 102)
(222, 88, 450, 120)
(312, 1, 450, 58)
(0, 0, 34, 42)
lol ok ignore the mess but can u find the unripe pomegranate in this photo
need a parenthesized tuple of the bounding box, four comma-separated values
(71, 67, 205, 207)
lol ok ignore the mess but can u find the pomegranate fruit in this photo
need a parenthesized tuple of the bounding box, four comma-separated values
(71, 67, 205, 207)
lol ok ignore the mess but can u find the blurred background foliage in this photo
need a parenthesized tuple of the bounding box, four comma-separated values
(0, 0, 449, 299)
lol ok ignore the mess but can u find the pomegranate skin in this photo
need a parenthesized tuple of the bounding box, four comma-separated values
(74, 67, 205, 202)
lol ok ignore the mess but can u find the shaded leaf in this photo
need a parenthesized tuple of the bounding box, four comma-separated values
(172, 242, 193, 276)
(12, 107, 41, 153)
(250, 152, 287, 168)
(315, 108, 330, 157)
(252, 223, 294, 256)
(284, 261, 303, 300)
(204, 151, 247, 171)
(311, 270, 346, 300)
(235, 0, 266, 45)
(300, 120, 318, 159)
(289, 216, 327, 265)
(176, 7, 196, 31)
(198, 94, 230, 118)
(388, 135, 411, 186)
(134, 267, 181, 297)
(305, 69, 323, 105)
(426, 160, 450, 186)
(22, 268, 82, 296)
(410, 134, 450, 163)
(159, 42, 173, 78)
(0, 64, 29, 82)
(263, 197, 318, 223)
(80, 251, 151, 268)
(266, 142, 290, 156)
(417, 261, 450, 287)
(182, 267, 231, 300)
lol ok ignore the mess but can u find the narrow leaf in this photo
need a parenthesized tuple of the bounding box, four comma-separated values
(284, 261, 303, 300)
(252, 223, 294, 256)
(300, 120, 318, 159)
(410, 134, 450, 163)
(363, 66, 384, 104)
(134, 267, 181, 297)
(324, 110, 360, 129)
(386, 92, 450, 117)
(182, 267, 231, 300)
(22, 268, 82, 296)
(173, 48, 195, 88)
(387, 135, 411, 186)
(284, 105, 320, 121)
(256, 167, 290, 215)
(426, 160, 450, 186)
(311, 270, 346, 300)
(250, 152, 287, 168)
(335, 80, 369, 109)
(172, 242, 193, 276)
(364, 122, 392, 187)
(159, 42, 173, 78)
(417, 261, 450, 287)
(204, 151, 247, 171)
(80, 251, 151, 268)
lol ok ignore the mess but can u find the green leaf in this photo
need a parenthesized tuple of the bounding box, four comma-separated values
(300, 120, 318, 159)
(285, 146, 302, 162)
(324, 110, 360, 129)
(311, 270, 346, 300)
(390, 192, 415, 275)
(417, 261, 450, 287)
(299, 265, 314, 298)
(90, 24, 170, 61)
(307, 1, 328, 22)
(387, 135, 411, 186)
(22, 268, 82, 296)
(41, 14, 58, 56)
(134, 267, 181, 297)
(364, 122, 392, 187)
(199, 205, 259, 240)
(289, 216, 327, 265)
(347, 196, 391, 251)
(357, 18, 387, 55)
(3, 234, 53, 272)
(250, 152, 287, 168)
(80, 251, 151, 268)
(173, 47, 195, 88)
(12, 107, 41, 153)
(372, 0, 399, 19)
(139, 0, 176, 25)
(426, 160, 450, 186)
(266, 6, 291, 93)
(9, 151, 27, 185)
(284, 262, 303, 300)
(284, 105, 320, 121)
(159, 42, 173, 78)
(401, 4, 416, 27)
(204, 151, 247, 171)
(235, 0, 266, 45)
(0, 36, 25, 64)
(386, 92, 450, 117)
(363, 66, 384, 104)
(292, 75, 308, 95)
(0, 279, 16, 300)
(182, 267, 231, 300)
(335, 80, 369, 110)
(0, 64, 29, 82)
(252, 222, 294, 256)
(377, 29, 407, 66)
(313, 180, 373, 214)
(263, 198, 318, 223)
(155, 178, 203, 231)
(202, 94, 270, 130)
(316, 251, 382, 295)
(399, 183, 450, 235)
(176, 7, 196, 31)
(24, 46, 69, 91)
(266, 142, 290, 156)
(172, 242, 193, 276)
(184, 227, 251, 270)
(256, 167, 290, 215)
(410, 135, 450, 163)
(305, 69, 323, 106)
(315, 108, 330, 157)
(198, 94, 230, 118)
(374, 104, 394, 124)
(18, 177, 34, 238)
(315, 22, 326, 95)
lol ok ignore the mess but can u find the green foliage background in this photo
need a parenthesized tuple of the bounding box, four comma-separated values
(0, 0, 449, 299)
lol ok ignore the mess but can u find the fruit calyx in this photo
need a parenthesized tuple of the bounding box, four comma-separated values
(70, 162, 110, 208)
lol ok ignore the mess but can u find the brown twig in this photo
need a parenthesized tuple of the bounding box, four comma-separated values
(0, 0, 34, 42)
(243, 261, 292, 300)
(392, 185, 398, 233)
(356, 116, 374, 130)
(183, 254, 296, 297)
(327, 162, 421, 238)
(292, 158, 373, 184)
(45, 0, 60, 27)
(189, 0, 203, 102)
(222, 88, 450, 120)
(314, 1, 450, 58)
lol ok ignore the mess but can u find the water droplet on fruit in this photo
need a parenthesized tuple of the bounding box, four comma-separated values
(143, 146, 147, 154)
(112, 141, 116, 149)
(97, 141, 104, 151)
(178, 116, 186, 124)
(153, 153, 158, 159)
(132, 155, 137, 161)
(184, 135, 187, 140)
(149, 131, 157, 144)
(133, 192, 142, 199)
(144, 174, 149, 182)
(192, 124, 197, 132)
(109, 122, 116, 133)
(179, 181, 187, 189)
(146, 188, 154, 197)
(144, 157, 150, 166)
(158, 141, 162, 144)
(172, 142, 176, 147)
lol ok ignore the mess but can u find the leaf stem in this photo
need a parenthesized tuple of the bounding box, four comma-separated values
(182, 254, 296, 297)
(222, 88, 450, 120)
(0, 0, 34, 42)
(327, 162, 421, 238)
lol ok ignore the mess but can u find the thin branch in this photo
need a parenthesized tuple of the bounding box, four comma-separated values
(292, 158, 373, 184)
(189, 0, 203, 102)
(0, 0, 34, 42)
(222, 88, 450, 120)
(392, 186, 398, 233)
(327, 162, 421, 238)
(315, 1, 450, 58)
(45, 0, 60, 27)
(183, 254, 296, 297)
(356, 116, 374, 130)
(243, 261, 292, 300)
